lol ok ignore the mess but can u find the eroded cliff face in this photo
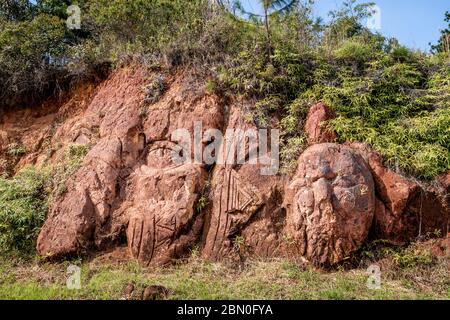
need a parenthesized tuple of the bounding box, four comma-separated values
(1, 66, 448, 267)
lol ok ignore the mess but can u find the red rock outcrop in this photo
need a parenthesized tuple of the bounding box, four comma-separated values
(37, 68, 227, 265)
(37, 68, 146, 257)
(406, 178, 449, 239)
(350, 143, 420, 244)
(0, 83, 98, 175)
(202, 106, 284, 262)
(304, 103, 337, 144)
(124, 74, 225, 265)
(350, 143, 449, 244)
(126, 159, 206, 265)
(23, 66, 447, 267)
(284, 143, 376, 265)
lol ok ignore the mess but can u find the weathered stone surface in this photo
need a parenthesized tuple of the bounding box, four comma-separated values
(142, 285, 170, 300)
(123, 283, 135, 300)
(304, 103, 337, 144)
(350, 142, 420, 244)
(0, 83, 98, 173)
(29, 64, 450, 268)
(125, 143, 206, 265)
(37, 138, 125, 257)
(238, 164, 285, 259)
(351, 144, 449, 243)
(124, 77, 225, 265)
(435, 173, 450, 221)
(437, 173, 450, 194)
(0, 129, 8, 146)
(202, 166, 264, 261)
(37, 69, 226, 262)
(37, 68, 146, 258)
(406, 180, 449, 239)
(202, 106, 284, 261)
(284, 143, 375, 265)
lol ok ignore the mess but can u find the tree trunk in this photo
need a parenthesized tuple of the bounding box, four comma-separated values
(264, 6, 272, 61)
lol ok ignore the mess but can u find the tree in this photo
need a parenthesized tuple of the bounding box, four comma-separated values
(0, 0, 34, 21)
(327, 0, 375, 42)
(432, 11, 450, 53)
(34, 0, 75, 18)
(235, 0, 298, 57)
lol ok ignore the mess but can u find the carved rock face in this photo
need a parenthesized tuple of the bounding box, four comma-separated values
(202, 106, 284, 261)
(126, 141, 206, 266)
(284, 144, 376, 265)
(37, 69, 225, 263)
(37, 126, 138, 257)
(202, 166, 264, 261)
(124, 82, 225, 265)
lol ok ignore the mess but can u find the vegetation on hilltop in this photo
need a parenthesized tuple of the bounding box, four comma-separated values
(1, 0, 448, 179)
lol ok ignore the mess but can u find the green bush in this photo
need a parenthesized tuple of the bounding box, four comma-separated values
(0, 13, 67, 106)
(0, 143, 89, 256)
(334, 40, 374, 63)
(0, 167, 50, 255)
(6, 143, 26, 157)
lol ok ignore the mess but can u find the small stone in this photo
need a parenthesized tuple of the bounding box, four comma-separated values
(123, 283, 135, 300)
(142, 285, 170, 300)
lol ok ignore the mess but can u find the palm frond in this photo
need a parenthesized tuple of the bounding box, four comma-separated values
(268, 0, 298, 13)
(236, 0, 298, 18)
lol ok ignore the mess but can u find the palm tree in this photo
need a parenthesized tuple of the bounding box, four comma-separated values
(235, 0, 298, 58)
(261, 1, 297, 49)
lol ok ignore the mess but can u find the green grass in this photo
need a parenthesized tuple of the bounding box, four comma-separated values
(0, 244, 448, 300)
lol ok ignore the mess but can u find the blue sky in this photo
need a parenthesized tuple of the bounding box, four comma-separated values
(243, 0, 449, 52)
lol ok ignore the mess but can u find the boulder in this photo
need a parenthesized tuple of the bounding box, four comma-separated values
(142, 285, 170, 300)
(304, 103, 337, 144)
(350, 143, 420, 244)
(284, 143, 375, 265)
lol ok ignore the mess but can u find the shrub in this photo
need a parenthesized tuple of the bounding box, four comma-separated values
(6, 143, 26, 157)
(334, 40, 374, 63)
(0, 167, 50, 255)
(143, 75, 166, 105)
(0, 13, 68, 107)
